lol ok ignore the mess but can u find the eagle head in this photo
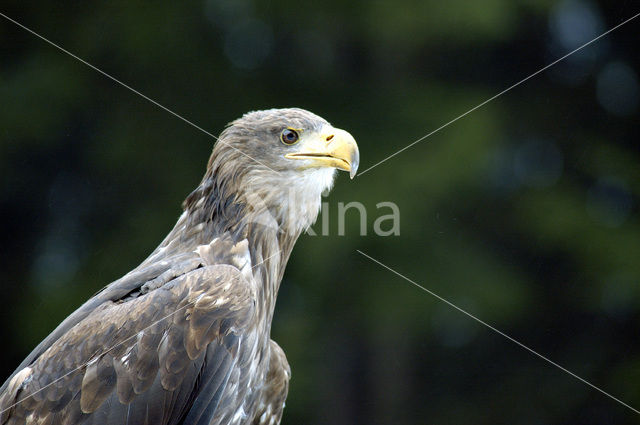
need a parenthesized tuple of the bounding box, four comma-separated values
(187, 108, 359, 235)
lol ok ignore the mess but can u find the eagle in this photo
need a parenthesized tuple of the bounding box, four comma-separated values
(0, 108, 359, 425)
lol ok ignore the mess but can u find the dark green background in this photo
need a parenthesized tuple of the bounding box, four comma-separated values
(1, 1, 639, 423)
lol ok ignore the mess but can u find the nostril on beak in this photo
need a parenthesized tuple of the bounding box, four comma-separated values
(326, 135, 334, 142)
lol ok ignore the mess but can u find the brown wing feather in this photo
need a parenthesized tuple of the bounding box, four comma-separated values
(0, 253, 197, 398)
(0, 264, 256, 425)
(251, 340, 290, 425)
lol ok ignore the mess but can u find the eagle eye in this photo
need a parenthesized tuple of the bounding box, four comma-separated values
(281, 129, 299, 145)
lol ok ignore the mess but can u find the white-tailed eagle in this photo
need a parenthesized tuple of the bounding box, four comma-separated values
(0, 108, 359, 425)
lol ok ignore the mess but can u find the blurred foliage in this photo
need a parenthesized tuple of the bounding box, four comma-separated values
(1, 0, 639, 423)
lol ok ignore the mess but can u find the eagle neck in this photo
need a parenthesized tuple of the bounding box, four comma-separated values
(176, 170, 314, 329)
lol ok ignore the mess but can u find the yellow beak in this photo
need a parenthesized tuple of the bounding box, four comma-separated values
(284, 127, 360, 178)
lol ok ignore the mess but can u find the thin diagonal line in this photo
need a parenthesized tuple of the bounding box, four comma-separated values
(0, 12, 277, 174)
(0, 249, 281, 415)
(356, 249, 640, 415)
(357, 11, 640, 177)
